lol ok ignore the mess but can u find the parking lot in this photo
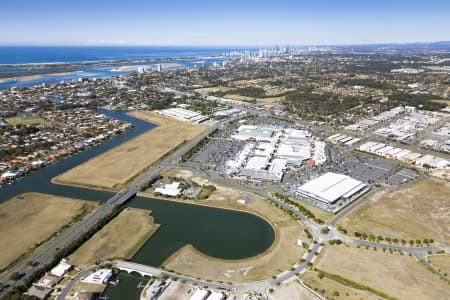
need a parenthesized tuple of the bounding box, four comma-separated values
(387, 168, 419, 185)
(348, 158, 395, 183)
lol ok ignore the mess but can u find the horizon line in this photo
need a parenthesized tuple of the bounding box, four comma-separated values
(0, 40, 449, 48)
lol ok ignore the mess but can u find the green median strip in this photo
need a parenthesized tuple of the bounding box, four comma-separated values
(315, 268, 399, 300)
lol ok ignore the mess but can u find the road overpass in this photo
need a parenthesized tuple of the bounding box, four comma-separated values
(0, 116, 229, 297)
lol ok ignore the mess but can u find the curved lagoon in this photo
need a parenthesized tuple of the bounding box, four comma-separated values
(129, 196, 275, 266)
(0, 110, 275, 266)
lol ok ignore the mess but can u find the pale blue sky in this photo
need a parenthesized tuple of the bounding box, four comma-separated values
(1, 0, 449, 46)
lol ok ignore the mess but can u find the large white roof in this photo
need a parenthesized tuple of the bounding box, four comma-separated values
(50, 261, 71, 277)
(297, 172, 366, 204)
(189, 289, 209, 300)
(207, 291, 225, 300)
(245, 156, 268, 170)
(277, 143, 311, 160)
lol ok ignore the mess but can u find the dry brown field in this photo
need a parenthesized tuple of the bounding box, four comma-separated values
(69, 208, 159, 267)
(316, 245, 450, 300)
(53, 111, 204, 190)
(0, 193, 96, 271)
(339, 178, 450, 244)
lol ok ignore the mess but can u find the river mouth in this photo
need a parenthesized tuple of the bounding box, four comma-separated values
(0, 110, 275, 266)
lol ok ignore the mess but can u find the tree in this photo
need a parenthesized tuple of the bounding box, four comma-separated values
(9, 272, 22, 281)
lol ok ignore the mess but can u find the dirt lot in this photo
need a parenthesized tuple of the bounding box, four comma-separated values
(69, 208, 159, 268)
(223, 94, 256, 101)
(162, 168, 194, 180)
(267, 277, 316, 300)
(432, 99, 450, 105)
(316, 245, 450, 300)
(157, 281, 193, 300)
(300, 271, 378, 300)
(65, 282, 106, 300)
(338, 178, 450, 244)
(428, 254, 450, 276)
(258, 96, 285, 107)
(0, 193, 96, 271)
(157, 169, 306, 283)
(53, 111, 205, 190)
(193, 86, 233, 94)
(5, 116, 45, 125)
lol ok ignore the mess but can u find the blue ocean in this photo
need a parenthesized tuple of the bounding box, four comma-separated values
(0, 46, 243, 89)
(0, 46, 241, 65)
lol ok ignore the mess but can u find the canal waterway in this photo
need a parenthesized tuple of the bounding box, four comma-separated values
(0, 110, 155, 204)
(1, 110, 275, 300)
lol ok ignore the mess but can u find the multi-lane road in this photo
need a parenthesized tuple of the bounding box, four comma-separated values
(3, 108, 448, 298)
(0, 117, 227, 297)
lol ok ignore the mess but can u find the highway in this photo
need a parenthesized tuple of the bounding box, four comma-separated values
(3, 109, 449, 298)
(54, 155, 449, 299)
(0, 117, 226, 297)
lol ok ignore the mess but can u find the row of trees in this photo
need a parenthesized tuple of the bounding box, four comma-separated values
(273, 193, 325, 224)
(354, 231, 434, 246)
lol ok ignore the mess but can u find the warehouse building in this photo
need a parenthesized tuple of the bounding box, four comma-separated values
(189, 289, 210, 300)
(228, 125, 326, 181)
(296, 172, 366, 204)
(157, 107, 208, 123)
(232, 125, 277, 141)
(276, 143, 311, 164)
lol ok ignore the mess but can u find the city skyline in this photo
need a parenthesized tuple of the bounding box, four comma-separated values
(1, 0, 450, 46)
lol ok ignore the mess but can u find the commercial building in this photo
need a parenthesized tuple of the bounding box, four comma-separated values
(393, 149, 411, 160)
(155, 182, 182, 197)
(403, 152, 422, 163)
(207, 291, 226, 300)
(415, 154, 449, 169)
(344, 137, 361, 146)
(239, 158, 287, 182)
(358, 141, 378, 152)
(345, 106, 406, 131)
(376, 109, 442, 140)
(232, 125, 277, 141)
(213, 108, 244, 119)
(26, 274, 62, 300)
(229, 125, 325, 182)
(276, 143, 311, 164)
(312, 141, 327, 165)
(375, 146, 394, 156)
(157, 107, 208, 123)
(189, 289, 210, 300)
(358, 140, 449, 169)
(142, 279, 171, 300)
(253, 142, 274, 157)
(296, 172, 366, 204)
(385, 148, 403, 158)
(81, 269, 112, 284)
(50, 260, 72, 277)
